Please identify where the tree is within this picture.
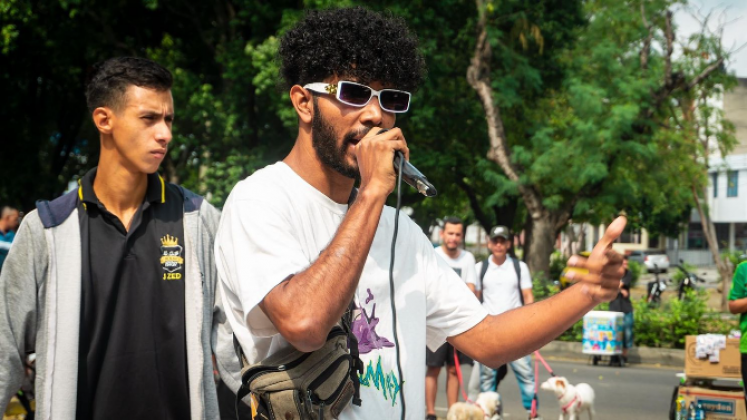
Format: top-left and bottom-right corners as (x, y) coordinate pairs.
(466, 0), (735, 278)
(665, 7), (742, 309)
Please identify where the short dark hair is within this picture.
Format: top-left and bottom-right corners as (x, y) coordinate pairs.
(442, 217), (463, 228)
(278, 7), (426, 91)
(86, 57), (173, 113)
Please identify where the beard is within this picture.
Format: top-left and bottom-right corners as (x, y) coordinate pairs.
(311, 102), (370, 179)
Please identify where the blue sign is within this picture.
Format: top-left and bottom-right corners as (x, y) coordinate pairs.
(697, 398), (735, 415)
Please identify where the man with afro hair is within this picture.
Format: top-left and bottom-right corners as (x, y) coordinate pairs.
(213, 6), (625, 420)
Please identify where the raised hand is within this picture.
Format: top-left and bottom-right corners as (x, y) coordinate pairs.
(566, 216), (627, 303)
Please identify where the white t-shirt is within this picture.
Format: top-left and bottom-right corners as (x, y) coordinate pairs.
(434, 247), (477, 285)
(215, 162), (487, 420)
(475, 256), (532, 315)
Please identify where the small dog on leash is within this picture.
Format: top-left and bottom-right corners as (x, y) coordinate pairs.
(540, 376), (595, 420)
(446, 391), (501, 420)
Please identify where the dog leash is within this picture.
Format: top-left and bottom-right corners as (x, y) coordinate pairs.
(453, 350), (476, 405)
(531, 350), (556, 418)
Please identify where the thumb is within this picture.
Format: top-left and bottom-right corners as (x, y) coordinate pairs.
(591, 216), (627, 258)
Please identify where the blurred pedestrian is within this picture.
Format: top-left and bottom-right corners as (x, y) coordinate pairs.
(0, 206), (20, 272)
(426, 217), (479, 420)
(0, 57), (222, 419)
(609, 255), (633, 364)
(728, 261), (747, 414)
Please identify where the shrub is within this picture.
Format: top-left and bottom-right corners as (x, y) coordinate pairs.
(553, 290), (737, 349)
(549, 251), (567, 283)
(627, 260), (642, 288)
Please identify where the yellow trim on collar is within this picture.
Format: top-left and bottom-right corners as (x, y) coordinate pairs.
(77, 179), (87, 211)
(159, 175), (166, 203)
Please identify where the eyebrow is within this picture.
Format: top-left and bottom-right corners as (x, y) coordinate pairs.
(139, 110), (175, 119)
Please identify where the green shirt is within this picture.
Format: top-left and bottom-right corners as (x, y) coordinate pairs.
(728, 262), (747, 353)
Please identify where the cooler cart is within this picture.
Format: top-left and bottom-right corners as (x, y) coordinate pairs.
(582, 310), (625, 367)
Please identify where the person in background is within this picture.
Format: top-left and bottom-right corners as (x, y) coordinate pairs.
(473, 226), (540, 419)
(728, 261), (747, 414)
(0, 206), (20, 272)
(608, 255), (633, 365)
(426, 216), (479, 420)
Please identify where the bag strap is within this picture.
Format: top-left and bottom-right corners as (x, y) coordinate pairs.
(342, 300), (364, 407)
(478, 259), (489, 303)
(233, 335), (252, 419)
(479, 257), (524, 306)
(511, 256), (524, 306)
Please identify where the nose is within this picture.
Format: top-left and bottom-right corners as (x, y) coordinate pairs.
(156, 120), (172, 146)
(359, 95), (385, 127)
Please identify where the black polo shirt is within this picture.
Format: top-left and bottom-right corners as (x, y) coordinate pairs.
(75, 167), (190, 420)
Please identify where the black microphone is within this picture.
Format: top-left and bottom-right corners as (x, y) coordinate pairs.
(377, 129), (437, 197)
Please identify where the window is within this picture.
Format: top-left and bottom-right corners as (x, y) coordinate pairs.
(713, 173), (718, 197)
(728, 170), (738, 197)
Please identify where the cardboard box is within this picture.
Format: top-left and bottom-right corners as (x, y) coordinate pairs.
(685, 336), (742, 380)
(678, 386), (746, 420)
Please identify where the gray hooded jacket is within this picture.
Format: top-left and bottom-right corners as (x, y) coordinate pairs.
(0, 187), (222, 420)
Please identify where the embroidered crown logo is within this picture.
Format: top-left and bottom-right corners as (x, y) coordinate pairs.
(161, 234), (179, 247)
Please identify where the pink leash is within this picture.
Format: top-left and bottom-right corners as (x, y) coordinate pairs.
(454, 350), (556, 418)
(453, 350), (476, 404)
(531, 351), (555, 418)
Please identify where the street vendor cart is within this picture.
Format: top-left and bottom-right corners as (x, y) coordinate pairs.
(583, 310), (625, 367)
(669, 335), (745, 420)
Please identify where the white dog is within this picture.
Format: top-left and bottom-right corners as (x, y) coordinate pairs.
(446, 391), (501, 420)
(540, 376), (595, 420)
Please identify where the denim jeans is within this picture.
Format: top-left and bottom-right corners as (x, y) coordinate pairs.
(478, 355), (536, 411)
(623, 312), (634, 349)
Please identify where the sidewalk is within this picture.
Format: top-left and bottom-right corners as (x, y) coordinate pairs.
(539, 340), (684, 367)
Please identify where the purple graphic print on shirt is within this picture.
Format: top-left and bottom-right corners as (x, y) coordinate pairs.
(352, 288), (394, 354)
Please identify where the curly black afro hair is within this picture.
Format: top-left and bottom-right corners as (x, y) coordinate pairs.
(279, 7), (426, 92)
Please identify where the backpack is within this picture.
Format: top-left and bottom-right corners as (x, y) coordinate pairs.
(478, 256), (525, 306)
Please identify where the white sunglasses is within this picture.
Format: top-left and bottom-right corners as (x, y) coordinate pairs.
(303, 80), (411, 113)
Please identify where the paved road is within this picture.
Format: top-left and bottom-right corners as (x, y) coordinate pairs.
(434, 359), (681, 419)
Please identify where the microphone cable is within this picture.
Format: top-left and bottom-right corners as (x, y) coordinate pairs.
(389, 150), (406, 420)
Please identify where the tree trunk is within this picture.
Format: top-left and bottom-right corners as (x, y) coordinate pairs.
(525, 216), (557, 281)
(691, 185), (733, 310)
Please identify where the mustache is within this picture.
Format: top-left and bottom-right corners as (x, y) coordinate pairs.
(343, 126), (375, 144)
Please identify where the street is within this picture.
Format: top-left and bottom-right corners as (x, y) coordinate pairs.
(434, 359), (680, 419)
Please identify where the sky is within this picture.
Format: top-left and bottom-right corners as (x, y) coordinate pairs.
(674, 0), (747, 78)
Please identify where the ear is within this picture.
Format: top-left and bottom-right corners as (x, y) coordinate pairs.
(92, 107), (115, 135)
(290, 85), (314, 125)
(557, 378), (566, 391)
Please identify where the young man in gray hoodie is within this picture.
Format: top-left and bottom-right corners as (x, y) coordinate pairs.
(0, 57), (222, 419)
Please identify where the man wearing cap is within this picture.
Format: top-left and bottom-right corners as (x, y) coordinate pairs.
(474, 225), (539, 418)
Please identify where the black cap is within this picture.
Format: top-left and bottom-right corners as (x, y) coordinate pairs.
(489, 225), (510, 240)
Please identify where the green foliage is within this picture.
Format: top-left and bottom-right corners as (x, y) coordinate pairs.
(549, 251), (567, 282)
(721, 249), (746, 268)
(532, 276), (559, 301)
(554, 291), (737, 349)
(632, 290), (736, 349)
(628, 260), (642, 288)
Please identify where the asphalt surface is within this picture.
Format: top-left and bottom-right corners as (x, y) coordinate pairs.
(434, 359), (682, 419)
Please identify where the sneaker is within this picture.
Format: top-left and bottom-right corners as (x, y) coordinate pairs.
(426, 415), (437, 420)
